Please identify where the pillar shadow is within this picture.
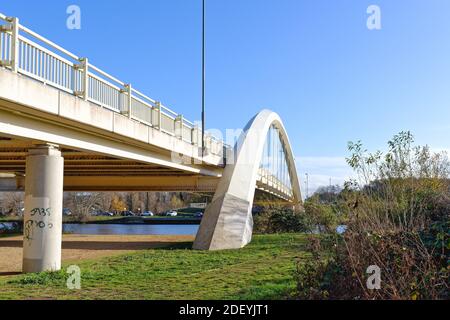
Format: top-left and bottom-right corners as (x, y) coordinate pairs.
(0, 272), (22, 277)
(0, 240), (22, 248)
(0, 240), (193, 250)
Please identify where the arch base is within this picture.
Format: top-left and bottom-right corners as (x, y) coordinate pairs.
(193, 193), (253, 251)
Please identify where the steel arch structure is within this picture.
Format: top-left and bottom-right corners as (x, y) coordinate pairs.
(193, 110), (302, 250)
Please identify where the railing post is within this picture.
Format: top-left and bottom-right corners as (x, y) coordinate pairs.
(125, 84), (132, 119)
(75, 58), (89, 100)
(192, 124), (199, 146)
(6, 17), (19, 73)
(175, 115), (183, 140)
(205, 133), (211, 155)
(153, 101), (162, 130)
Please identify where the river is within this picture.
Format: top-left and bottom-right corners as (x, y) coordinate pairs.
(1, 222), (199, 236)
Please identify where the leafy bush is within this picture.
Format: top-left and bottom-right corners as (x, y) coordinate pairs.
(303, 200), (340, 233)
(254, 207), (312, 234)
(294, 132), (449, 300)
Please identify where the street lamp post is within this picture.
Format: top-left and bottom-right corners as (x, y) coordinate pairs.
(201, 0), (206, 156)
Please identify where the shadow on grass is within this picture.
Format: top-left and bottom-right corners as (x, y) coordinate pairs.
(0, 272), (22, 277)
(0, 240), (193, 251)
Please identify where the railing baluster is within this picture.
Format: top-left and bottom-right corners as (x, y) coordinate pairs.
(0, 33), (3, 61)
(23, 41), (27, 72)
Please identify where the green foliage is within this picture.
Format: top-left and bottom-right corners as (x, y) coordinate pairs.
(303, 199), (340, 233)
(294, 132), (450, 300)
(294, 235), (342, 299)
(253, 207), (311, 234)
(9, 270), (67, 286)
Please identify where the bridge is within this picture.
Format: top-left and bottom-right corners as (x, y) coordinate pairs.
(0, 13), (302, 273)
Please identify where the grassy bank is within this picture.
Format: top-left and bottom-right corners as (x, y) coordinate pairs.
(0, 217), (21, 222)
(0, 234), (310, 300)
(0, 233), (20, 238)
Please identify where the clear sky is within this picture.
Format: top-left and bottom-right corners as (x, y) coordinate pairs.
(2, 1), (450, 194)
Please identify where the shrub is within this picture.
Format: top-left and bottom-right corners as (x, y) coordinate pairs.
(253, 207), (312, 234)
(303, 200), (340, 233)
(294, 132), (449, 300)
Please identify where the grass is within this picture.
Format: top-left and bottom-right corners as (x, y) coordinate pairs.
(177, 207), (205, 214)
(63, 216), (125, 223)
(0, 216), (21, 222)
(0, 234), (310, 300)
(0, 233), (20, 238)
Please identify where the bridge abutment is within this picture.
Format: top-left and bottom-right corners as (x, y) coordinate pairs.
(22, 145), (64, 273)
(193, 193), (253, 250)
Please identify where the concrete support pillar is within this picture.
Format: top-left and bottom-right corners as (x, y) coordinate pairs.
(22, 145), (64, 273)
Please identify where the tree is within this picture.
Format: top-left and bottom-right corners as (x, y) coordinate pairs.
(0, 192), (24, 216)
(110, 194), (127, 213)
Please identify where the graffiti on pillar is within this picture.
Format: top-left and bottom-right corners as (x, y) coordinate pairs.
(30, 207), (52, 217)
(24, 195), (57, 246)
(24, 219), (35, 242)
(24, 209), (54, 243)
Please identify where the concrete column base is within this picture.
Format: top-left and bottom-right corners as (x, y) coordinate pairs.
(22, 145), (64, 274)
(193, 193), (253, 250)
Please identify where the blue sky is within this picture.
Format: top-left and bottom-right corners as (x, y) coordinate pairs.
(2, 1), (450, 194)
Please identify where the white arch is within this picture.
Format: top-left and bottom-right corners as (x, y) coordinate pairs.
(193, 110), (302, 251)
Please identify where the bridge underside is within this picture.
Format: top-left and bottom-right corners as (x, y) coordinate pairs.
(0, 138), (297, 202)
(0, 136), (220, 192)
(0, 137), (294, 198)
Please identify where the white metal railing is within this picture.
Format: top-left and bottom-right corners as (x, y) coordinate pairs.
(0, 13), (224, 156)
(257, 167), (293, 199)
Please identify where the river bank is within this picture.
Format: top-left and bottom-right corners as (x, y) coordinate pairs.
(0, 233), (309, 300)
(0, 234), (195, 275)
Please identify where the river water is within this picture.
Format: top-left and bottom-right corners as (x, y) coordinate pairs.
(1, 222), (199, 236)
(1, 222), (346, 236)
(63, 224), (199, 235)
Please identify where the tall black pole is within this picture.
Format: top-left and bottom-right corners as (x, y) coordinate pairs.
(201, 0), (206, 156)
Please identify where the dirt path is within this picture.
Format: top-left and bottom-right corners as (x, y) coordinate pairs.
(0, 234), (194, 275)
